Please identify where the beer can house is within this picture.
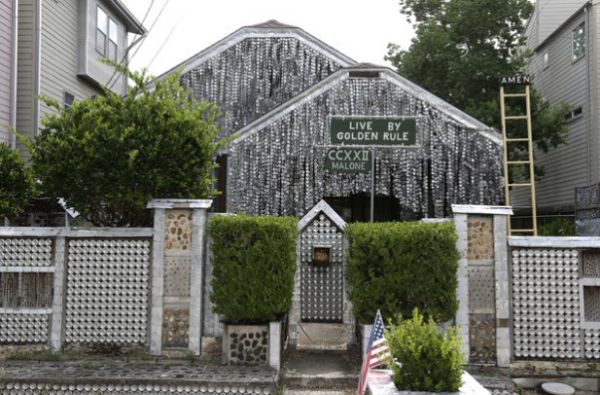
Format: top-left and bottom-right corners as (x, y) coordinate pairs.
(164, 21), (503, 221)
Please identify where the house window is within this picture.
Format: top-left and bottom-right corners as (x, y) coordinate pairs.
(543, 52), (549, 69)
(64, 92), (75, 109)
(96, 6), (118, 61)
(108, 18), (118, 62)
(565, 106), (583, 122)
(96, 7), (107, 55)
(573, 23), (586, 61)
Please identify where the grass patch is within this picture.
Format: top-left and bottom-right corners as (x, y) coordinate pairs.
(6, 349), (66, 361)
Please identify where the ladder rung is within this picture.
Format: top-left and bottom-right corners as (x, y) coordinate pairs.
(503, 93), (527, 98)
(507, 161), (530, 164)
(506, 138), (529, 142)
(506, 116), (528, 120)
(508, 183), (532, 187)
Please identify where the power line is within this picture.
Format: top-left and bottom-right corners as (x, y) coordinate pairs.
(140, 0), (156, 25)
(108, 0), (170, 89)
(106, 0), (156, 88)
(146, 11), (185, 69)
(128, 0), (170, 62)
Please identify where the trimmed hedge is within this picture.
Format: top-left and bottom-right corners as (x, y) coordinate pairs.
(387, 309), (463, 392)
(208, 215), (297, 324)
(346, 221), (459, 323)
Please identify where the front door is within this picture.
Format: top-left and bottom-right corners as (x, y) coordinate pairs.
(300, 213), (344, 322)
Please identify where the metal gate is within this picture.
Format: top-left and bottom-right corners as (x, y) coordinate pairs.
(299, 212), (344, 322)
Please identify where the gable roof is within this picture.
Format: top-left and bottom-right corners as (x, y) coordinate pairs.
(227, 63), (502, 147)
(158, 20), (356, 79)
(298, 200), (346, 232)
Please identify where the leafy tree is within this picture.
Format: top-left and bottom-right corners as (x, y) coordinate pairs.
(0, 143), (35, 222)
(31, 66), (223, 227)
(387, 0), (570, 155)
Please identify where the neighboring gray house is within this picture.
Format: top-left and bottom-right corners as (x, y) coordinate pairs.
(12, 0), (145, 156)
(0, 0), (17, 145)
(524, 0), (595, 216)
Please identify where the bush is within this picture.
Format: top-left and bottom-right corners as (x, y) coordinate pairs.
(386, 309), (463, 392)
(346, 221), (459, 323)
(30, 66), (222, 227)
(539, 218), (576, 236)
(208, 215), (297, 323)
(0, 143), (35, 222)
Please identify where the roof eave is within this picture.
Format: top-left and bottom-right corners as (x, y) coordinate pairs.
(105, 0), (146, 35)
(225, 66), (502, 148)
(533, 1), (591, 52)
(156, 24), (357, 81)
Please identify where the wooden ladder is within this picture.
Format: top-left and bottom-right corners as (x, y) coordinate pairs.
(500, 83), (538, 236)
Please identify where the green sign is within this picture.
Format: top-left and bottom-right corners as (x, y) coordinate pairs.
(325, 148), (371, 174)
(330, 117), (418, 146)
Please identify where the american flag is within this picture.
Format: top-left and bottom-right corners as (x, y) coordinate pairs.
(357, 310), (391, 395)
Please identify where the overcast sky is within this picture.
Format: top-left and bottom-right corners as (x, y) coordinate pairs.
(121, 0), (416, 77)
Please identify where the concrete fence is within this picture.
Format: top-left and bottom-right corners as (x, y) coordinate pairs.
(509, 236), (600, 360)
(452, 205), (600, 365)
(0, 227), (153, 349)
(0, 199), (213, 356)
(6, 201), (600, 368)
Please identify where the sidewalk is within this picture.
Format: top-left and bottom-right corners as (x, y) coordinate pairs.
(0, 358), (278, 394)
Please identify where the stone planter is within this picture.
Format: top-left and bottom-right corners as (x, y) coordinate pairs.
(222, 321), (281, 370)
(367, 370), (490, 395)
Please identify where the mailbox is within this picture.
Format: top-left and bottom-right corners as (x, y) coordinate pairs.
(313, 245), (332, 266)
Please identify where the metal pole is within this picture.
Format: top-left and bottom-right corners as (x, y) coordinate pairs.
(370, 147), (375, 222)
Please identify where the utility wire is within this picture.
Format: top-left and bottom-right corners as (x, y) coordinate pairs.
(108, 0), (170, 89)
(106, 0), (157, 88)
(146, 10), (185, 69)
(128, 0), (170, 62)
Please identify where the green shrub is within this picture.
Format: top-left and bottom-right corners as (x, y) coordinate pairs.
(346, 221), (459, 323)
(30, 66), (222, 227)
(386, 309), (463, 392)
(0, 143), (35, 222)
(208, 215), (297, 323)
(539, 218), (576, 236)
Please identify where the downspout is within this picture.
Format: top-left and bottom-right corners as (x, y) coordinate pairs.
(33, 0), (42, 135)
(10, 0), (19, 149)
(585, 4), (593, 185)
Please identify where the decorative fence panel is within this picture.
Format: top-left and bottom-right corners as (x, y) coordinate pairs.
(510, 238), (600, 360)
(0, 236), (55, 343)
(64, 238), (151, 345)
(0, 228), (153, 348)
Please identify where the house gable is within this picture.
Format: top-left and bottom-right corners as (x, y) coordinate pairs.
(162, 21), (356, 138)
(224, 64), (503, 217)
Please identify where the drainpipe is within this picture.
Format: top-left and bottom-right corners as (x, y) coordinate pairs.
(10, 0), (19, 149)
(33, 0), (41, 136)
(585, 4), (593, 185)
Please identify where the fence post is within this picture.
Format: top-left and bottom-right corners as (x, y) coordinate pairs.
(453, 212), (470, 361)
(50, 235), (66, 351)
(148, 205), (167, 355)
(452, 205), (513, 367)
(189, 203), (212, 355)
(147, 199), (212, 356)
(493, 213), (511, 367)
